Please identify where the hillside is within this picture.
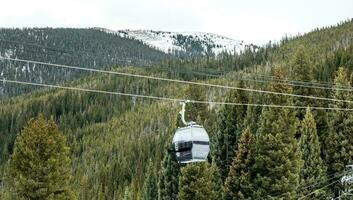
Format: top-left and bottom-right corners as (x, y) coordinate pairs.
(0, 28), (171, 98)
(1, 19), (353, 199)
(0, 28), (256, 99)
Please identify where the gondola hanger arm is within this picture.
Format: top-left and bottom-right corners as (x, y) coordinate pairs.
(179, 100), (191, 126)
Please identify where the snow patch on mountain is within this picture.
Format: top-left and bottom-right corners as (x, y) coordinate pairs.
(119, 30), (245, 55)
(97, 28), (247, 55)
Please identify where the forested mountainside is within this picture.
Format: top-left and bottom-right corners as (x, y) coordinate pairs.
(0, 28), (171, 98)
(1, 19), (353, 200)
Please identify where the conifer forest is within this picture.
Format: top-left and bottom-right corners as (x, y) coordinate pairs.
(1, 8), (353, 200)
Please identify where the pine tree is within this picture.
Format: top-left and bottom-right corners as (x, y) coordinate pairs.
(298, 108), (330, 199)
(178, 162), (221, 200)
(210, 161), (223, 200)
(212, 81), (248, 180)
(291, 47), (314, 120)
(290, 47), (330, 147)
(223, 128), (255, 200)
(142, 159), (158, 200)
(324, 67), (353, 196)
(158, 149), (180, 200)
(244, 95), (262, 134)
(291, 47), (312, 84)
(7, 115), (75, 200)
(252, 66), (302, 199)
(185, 85), (208, 124)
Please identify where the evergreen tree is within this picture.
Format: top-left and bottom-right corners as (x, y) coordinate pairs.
(252, 66), (302, 199)
(142, 159), (158, 200)
(223, 128), (255, 200)
(210, 161), (223, 200)
(158, 150), (180, 200)
(212, 81), (248, 180)
(290, 47), (330, 147)
(291, 47), (314, 119)
(7, 115), (75, 200)
(185, 85), (208, 124)
(324, 67), (353, 196)
(298, 108), (330, 199)
(244, 95), (262, 134)
(178, 162), (221, 200)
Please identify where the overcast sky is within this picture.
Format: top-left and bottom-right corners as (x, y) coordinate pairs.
(1, 0), (352, 44)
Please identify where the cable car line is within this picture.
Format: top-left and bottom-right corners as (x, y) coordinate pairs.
(2, 52), (352, 92)
(298, 179), (341, 200)
(255, 73), (337, 87)
(2, 37), (352, 191)
(3, 78), (353, 111)
(228, 76), (353, 92)
(2, 57), (353, 105)
(2, 38), (350, 90)
(264, 170), (346, 198)
(1, 40), (350, 90)
(245, 73), (349, 88)
(272, 173), (342, 199)
(298, 171), (344, 190)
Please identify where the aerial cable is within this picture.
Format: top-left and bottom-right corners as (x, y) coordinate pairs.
(2, 57), (353, 105)
(272, 179), (341, 200)
(1, 39), (351, 90)
(2, 38), (349, 89)
(268, 171), (344, 198)
(228, 76), (353, 92)
(1, 51), (349, 92)
(298, 179), (341, 200)
(298, 171), (345, 191)
(254, 73), (352, 89)
(3, 78), (353, 111)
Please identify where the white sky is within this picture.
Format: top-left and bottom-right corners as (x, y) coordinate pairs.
(1, 0), (352, 45)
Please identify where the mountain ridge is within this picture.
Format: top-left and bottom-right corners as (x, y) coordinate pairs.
(95, 28), (257, 56)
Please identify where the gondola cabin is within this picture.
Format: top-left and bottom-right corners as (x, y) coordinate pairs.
(172, 122), (210, 163)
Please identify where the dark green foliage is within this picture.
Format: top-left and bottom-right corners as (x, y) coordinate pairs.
(298, 108), (330, 199)
(1, 19), (353, 200)
(0, 67), (174, 165)
(252, 67), (302, 199)
(244, 95), (262, 134)
(324, 67), (353, 196)
(212, 81), (248, 180)
(0, 67), (179, 200)
(158, 150), (180, 200)
(184, 85), (208, 124)
(7, 115), (75, 200)
(143, 160), (158, 200)
(291, 47), (312, 83)
(173, 34), (214, 57)
(223, 128), (255, 200)
(210, 161), (223, 200)
(0, 28), (170, 98)
(178, 162), (222, 200)
(291, 47), (314, 119)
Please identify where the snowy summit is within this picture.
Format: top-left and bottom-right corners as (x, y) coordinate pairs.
(98, 28), (247, 56)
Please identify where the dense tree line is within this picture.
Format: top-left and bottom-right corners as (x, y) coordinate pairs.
(1, 19), (353, 199)
(0, 28), (171, 98)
